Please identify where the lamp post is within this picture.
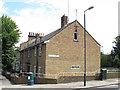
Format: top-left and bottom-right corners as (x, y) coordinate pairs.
(84, 6), (94, 86)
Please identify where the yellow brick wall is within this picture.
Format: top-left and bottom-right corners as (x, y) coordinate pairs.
(20, 21), (100, 79)
(86, 32), (101, 76)
(45, 21), (100, 78)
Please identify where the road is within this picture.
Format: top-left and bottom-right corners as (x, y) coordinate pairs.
(1, 84), (120, 90)
(95, 84), (120, 89)
(82, 84), (120, 90)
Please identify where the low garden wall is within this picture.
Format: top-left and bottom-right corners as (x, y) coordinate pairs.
(107, 73), (119, 79)
(11, 76), (27, 84)
(57, 73), (119, 83)
(9, 72), (119, 84)
(57, 74), (100, 83)
(34, 77), (57, 84)
(10, 76), (57, 84)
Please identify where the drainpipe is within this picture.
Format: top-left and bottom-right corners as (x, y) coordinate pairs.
(35, 34), (39, 76)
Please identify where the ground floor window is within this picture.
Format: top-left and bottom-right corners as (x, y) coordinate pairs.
(34, 46), (37, 56)
(34, 65), (36, 76)
(38, 66), (41, 77)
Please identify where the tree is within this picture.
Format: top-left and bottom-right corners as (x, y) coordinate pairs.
(1, 15), (21, 72)
(0, 17), (2, 63)
(101, 52), (112, 67)
(113, 55), (120, 67)
(111, 35), (120, 67)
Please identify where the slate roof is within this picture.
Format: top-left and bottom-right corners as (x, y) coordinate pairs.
(20, 20), (100, 51)
(41, 21), (73, 43)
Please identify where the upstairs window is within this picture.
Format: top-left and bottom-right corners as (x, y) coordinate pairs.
(24, 51), (25, 58)
(74, 32), (78, 41)
(28, 49), (30, 57)
(34, 46), (37, 56)
(34, 65), (36, 76)
(39, 44), (42, 56)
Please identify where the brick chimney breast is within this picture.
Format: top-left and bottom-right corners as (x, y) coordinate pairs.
(28, 32), (36, 41)
(61, 14), (68, 27)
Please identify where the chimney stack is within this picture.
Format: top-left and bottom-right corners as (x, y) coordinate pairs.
(61, 14), (68, 27)
(36, 33), (44, 38)
(28, 32), (36, 41)
(28, 32), (44, 41)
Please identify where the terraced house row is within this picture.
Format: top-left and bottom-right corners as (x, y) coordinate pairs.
(19, 15), (101, 82)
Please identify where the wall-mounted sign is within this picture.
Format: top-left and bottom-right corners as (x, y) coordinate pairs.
(71, 66), (80, 69)
(44, 40), (50, 43)
(48, 55), (60, 58)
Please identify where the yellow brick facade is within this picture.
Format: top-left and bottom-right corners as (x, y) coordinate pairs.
(20, 20), (100, 79)
(45, 21), (100, 78)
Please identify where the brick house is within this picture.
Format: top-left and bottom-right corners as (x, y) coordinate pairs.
(19, 15), (101, 82)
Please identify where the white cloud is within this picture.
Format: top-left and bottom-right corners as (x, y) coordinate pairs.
(14, 8), (32, 16)
(12, 6), (61, 44)
(24, 0), (35, 3)
(0, 1), (8, 16)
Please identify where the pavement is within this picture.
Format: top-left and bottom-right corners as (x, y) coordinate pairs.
(0, 78), (119, 89)
(0, 72), (13, 89)
(0, 74), (12, 86)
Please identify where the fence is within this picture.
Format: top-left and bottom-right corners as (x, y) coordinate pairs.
(101, 67), (120, 71)
(11, 69), (100, 79)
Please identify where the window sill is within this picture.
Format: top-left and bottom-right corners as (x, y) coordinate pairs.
(74, 39), (79, 42)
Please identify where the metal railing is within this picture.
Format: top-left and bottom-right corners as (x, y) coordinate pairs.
(11, 69), (100, 79)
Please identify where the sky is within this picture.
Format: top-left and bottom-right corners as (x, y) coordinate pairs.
(118, 1), (120, 35)
(0, 0), (119, 54)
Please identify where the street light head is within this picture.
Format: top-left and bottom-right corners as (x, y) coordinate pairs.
(84, 6), (94, 13)
(88, 6), (94, 10)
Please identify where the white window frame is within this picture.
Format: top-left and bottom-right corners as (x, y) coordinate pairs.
(38, 66), (41, 77)
(34, 65), (36, 76)
(16, 63), (19, 71)
(74, 32), (78, 41)
(20, 64), (22, 73)
(39, 44), (42, 56)
(34, 46), (37, 56)
(28, 49), (30, 57)
(12, 63), (15, 70)
(23, 64), (25, 71)
(15, 63), (17, 71)
(24, 51), (25, 58)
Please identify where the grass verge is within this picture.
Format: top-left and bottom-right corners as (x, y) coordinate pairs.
(107, 70), (120, 73)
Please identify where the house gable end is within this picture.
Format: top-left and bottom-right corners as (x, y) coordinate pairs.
(77, 21), (101, 46)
